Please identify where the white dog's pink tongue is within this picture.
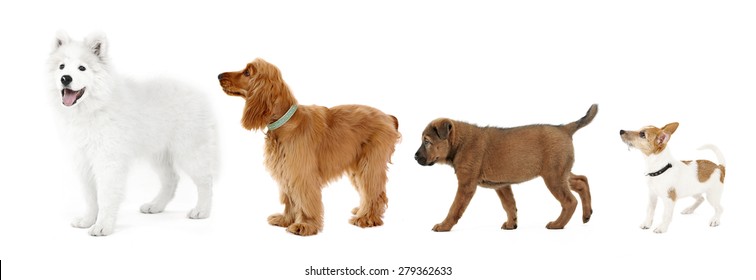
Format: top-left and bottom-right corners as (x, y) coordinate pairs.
(62, 89), (79, 106)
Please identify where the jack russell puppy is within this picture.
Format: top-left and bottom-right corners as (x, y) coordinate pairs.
(620, 122), (725, 233)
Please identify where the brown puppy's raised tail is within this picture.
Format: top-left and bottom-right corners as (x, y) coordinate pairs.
(561, 104), (598, 136)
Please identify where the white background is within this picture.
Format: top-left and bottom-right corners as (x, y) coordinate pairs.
(1, 0), (754, 279)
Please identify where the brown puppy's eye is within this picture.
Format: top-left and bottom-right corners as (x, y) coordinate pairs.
(243, 70), (250, 77)
(639, 131), (646, 139)
(424, 140), (431, 146)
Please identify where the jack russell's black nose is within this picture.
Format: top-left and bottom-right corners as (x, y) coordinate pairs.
(619, 130), (626, 135)
(61, 75), (72, 86)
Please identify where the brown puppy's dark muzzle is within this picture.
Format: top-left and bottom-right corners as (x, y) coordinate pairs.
(415, 146), (433, 166)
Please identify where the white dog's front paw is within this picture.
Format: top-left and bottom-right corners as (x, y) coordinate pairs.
(640, 223), (652, 230)
(140, 203), (165, 214)
(187, 208), (210, 219)
(653, 227), (667, 234)
(88, 223), (115, 236)
(71, 216), (96, 228)
(681, 208), (695, 215)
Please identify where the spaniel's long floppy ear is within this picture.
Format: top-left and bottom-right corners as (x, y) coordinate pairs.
(434, 119), (453, 140)
(53, 30), (71, 52)
(241, 91), (273, 131)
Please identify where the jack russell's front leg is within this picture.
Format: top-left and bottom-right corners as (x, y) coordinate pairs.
(653, 198), (675, 233)
(641, 192), (657, 230)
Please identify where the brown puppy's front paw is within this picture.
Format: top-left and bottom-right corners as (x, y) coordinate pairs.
(350, 215), (384, 228)
(501, 221), (518, 230)
(268, 213), (293, 227)
(432, 223), (452, 232)
(583, 209), (593, 223)
(287, 223), (319, 236)
(351, 207), (360, 215)
(545, 221), (565, 230)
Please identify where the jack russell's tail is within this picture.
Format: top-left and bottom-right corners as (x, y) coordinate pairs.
(562, 104), (598, 136)
(698, 144), (726, 166)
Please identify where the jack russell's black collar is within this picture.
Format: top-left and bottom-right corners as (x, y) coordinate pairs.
(647, 163), (673, 177)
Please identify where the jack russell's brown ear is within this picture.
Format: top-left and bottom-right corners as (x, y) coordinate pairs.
(656, 122), (679, 146)
(434, 119), (453, 140)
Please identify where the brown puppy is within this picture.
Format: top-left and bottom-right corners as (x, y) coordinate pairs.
(415, 104), (597, 231)
(218, 58), (400, 236)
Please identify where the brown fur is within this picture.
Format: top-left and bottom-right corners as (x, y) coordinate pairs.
(667, 188), (677, 201)
(415, 104), (598, 231)
(695, 160), (725, 183)
(219, 58), (400, 236)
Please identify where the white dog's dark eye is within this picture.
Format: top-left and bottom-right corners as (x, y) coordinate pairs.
(78, 66), (86, 71)
(243, 70), (250, 77)
(639, 131), (646, 139)
(59, 64), (65, 70)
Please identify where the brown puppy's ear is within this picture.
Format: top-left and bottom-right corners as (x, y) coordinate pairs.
(434, 119), (453, 140)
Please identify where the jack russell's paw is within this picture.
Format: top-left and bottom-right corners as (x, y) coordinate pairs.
(709, 218), (721, 227)
(640, 221), (652, 230)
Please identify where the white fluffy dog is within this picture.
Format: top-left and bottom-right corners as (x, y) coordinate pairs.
(48, 31), (218, 236)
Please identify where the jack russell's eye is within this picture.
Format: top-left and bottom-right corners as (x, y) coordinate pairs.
(639, 131), (646, 139)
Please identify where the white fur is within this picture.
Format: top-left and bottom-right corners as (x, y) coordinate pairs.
(48, 31), (218, 236)
(639, 146), (725, 233)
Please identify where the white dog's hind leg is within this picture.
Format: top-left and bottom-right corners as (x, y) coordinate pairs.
(187, 174), (212, 219)
(89, 164), (128, 236)
(706, 186), (724, 227)
(681, 194), (704, 214)
(641, 192), (657, 230)
(653, 198), (675, 233)
(140, 155), (179, 214)
(71, 169), (98, 228)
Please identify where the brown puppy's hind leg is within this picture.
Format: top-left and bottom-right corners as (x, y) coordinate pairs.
(542, 174), (578, 229)
(496, 186), (518, 230)
(569, 173), (593, 223)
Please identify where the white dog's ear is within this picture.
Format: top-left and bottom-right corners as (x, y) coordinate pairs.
(53, 30), (71, 51)
(84, 32), (108, 60)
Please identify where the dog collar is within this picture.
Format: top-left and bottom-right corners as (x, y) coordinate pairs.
(267, 104), (298, 131)
(647, 163), (673, 177)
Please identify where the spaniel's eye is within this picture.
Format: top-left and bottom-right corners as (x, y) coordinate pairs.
(243, 70), (250, 77)
(639, 131), (646, 139)
(59, 64), (65, 70)
(78, 65), (86, 71)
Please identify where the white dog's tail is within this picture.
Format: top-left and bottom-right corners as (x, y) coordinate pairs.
(698, 144), (726, 166)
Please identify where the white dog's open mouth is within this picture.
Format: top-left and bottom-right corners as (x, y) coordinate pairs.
(61, 88), (85, 107)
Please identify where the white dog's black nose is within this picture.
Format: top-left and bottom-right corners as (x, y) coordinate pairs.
(61, 75), (73, 86)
